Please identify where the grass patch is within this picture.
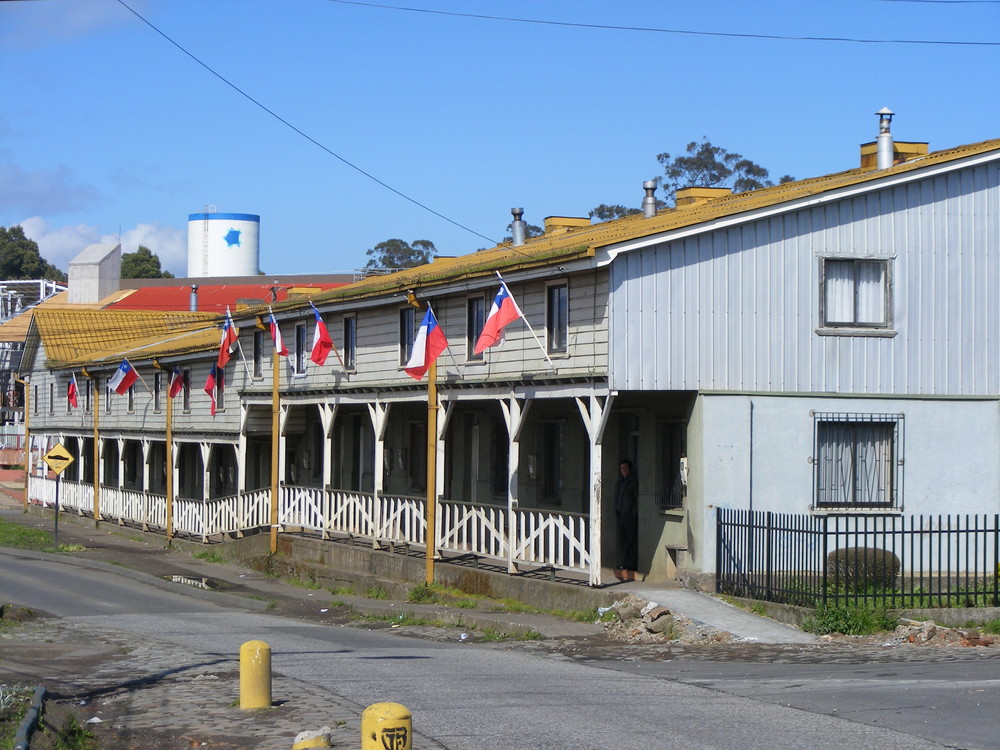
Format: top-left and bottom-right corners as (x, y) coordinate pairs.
(0, 683), (33, 748)
(801, 606), (897, 636)
(52, 713), (97, 750)
(980, 619), (1000, 635)
(0, 516), (52, 551)
(192, 549), (227, 564)
(406, 583), (478, 608)
(364, 585), (389, 600)
(362, 612), (438, 627)
(289, 577), (322, 590)
(329, 586), (354, 596)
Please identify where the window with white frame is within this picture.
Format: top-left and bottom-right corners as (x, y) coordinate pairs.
(215, 368), (225, 412)
(182, 370), (191, 413)
(294, 323), (308, 375)
(105, 379), (112, 414)
(466, 295), (485, 361)
(153, 371), (162, 413)
(253, 330), (264, 379)
(48, 382), (54, 414)
(814, 413), (902, 509)
(821, 258), (890, 328)
(399, 307), (415, 365)
(343, 315), (356, 371)
(546, 282), (569, 354)
(127, 383), (135, 413)
(84, 380), (91, 413)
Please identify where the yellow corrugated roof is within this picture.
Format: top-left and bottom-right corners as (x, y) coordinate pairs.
(33, 309), (221, 368)
(277, 137), (999, 314)
(0, 289), (135, 343)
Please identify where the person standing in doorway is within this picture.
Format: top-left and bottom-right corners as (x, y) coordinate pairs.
(613, 459), (638, 578)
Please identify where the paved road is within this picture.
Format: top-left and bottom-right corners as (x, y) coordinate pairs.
(2, 549), (986, 750)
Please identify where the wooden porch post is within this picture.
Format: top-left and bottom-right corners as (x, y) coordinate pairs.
(269, 350), (280, 553)
(576, 393), (614, 587)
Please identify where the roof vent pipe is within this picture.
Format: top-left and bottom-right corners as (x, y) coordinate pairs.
(511, 208), (526, 247)
(189, 284), (199, 312)
(642, 180), (658, 218)
(876, 107), (895, 169)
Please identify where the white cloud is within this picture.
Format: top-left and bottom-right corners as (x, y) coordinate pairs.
(18, 217), (186, 277)
(0, 162), (98, 215)
(0, 1), (150, 49)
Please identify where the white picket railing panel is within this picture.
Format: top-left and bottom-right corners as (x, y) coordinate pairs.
(510, 508), (590, 572)
(375, 494), (426, 546)
(437, 500), (507, 560)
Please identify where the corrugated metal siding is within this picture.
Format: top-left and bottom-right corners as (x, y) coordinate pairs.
(610, 162), (1000, 396)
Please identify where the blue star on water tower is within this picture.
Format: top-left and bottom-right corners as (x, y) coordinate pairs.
(223, 228), (242, 247)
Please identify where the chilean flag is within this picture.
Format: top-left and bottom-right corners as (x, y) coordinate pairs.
(168, 366), (184, 398)
(217, 309), (239, 369)
(474, 278), (523, 354)
(204, 364), (218, 417)
(309, 302), (333, 366)
(269, 308), (289, 357)
(404, 306), (449, 380)
(67, 373), (79, 409)
(108, 360), (138, 395)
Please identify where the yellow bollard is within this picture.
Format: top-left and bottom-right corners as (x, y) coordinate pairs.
(239, 639), (272, 709)
(361, 702), (412, 750)
(292, 727), (331, 749)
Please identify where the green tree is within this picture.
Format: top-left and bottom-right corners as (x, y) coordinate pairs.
(365, 239), (436, 270)
(0, 225), (66, 281)
(657, 139), (794, 204)
(501, 222), (544, 243)
(120, 245), (174, 279)
(588, 204), (641, 222)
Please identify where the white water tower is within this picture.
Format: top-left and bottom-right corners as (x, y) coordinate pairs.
(187, 209), (260, 277)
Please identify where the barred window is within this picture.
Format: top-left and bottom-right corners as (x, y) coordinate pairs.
(814, 413), (903, 509)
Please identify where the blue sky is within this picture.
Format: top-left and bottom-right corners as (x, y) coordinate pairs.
(1, 0), (997, 277)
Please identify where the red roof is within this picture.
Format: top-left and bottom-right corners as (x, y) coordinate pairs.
(105, 283), (346, 313)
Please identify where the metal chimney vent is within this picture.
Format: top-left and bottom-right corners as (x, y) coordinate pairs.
(876, 107), (895, 170)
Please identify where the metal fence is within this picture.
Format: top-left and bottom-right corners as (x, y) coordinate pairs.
(716, 508), (1000, 609)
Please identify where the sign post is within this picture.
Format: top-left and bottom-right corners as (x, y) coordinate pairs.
(43, 443), (75, 549)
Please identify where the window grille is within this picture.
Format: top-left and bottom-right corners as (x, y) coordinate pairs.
(813, 412), (903, 509)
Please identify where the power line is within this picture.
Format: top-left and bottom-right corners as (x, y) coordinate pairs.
(326, 0), (1000, 47)
(114, 0), (499, 247)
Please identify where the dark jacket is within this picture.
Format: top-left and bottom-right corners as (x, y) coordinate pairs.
(613, 473), (638, 516)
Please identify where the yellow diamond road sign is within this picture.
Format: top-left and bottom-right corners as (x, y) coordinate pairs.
(43, 443), (75, 476)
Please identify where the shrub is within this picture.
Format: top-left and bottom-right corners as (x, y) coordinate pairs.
(827, 547), (900, 591)
(802, 606), (897, 636)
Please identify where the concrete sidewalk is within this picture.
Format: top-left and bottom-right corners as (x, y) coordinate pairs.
(620, 584), (818, 644)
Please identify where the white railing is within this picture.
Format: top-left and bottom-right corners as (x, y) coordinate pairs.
(375, 493), (426, 547)
(29, 475), (93, 515)
(174, 489), (271, 541)
(26, 475), (593, 577)
(437, 499), (507, 560)
(102, 487), (157, 528)
(317, 488), (377, 539)
(510, 507), (590, 573)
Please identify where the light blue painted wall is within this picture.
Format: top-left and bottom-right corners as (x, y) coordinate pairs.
(687, 394), (1000, 574)
(609, 160), (1000, 396)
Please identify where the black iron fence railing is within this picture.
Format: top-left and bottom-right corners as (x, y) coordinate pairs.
(716, 508), (1000, 609)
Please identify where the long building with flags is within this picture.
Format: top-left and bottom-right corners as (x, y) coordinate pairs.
(19, 122), (1000, 592)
